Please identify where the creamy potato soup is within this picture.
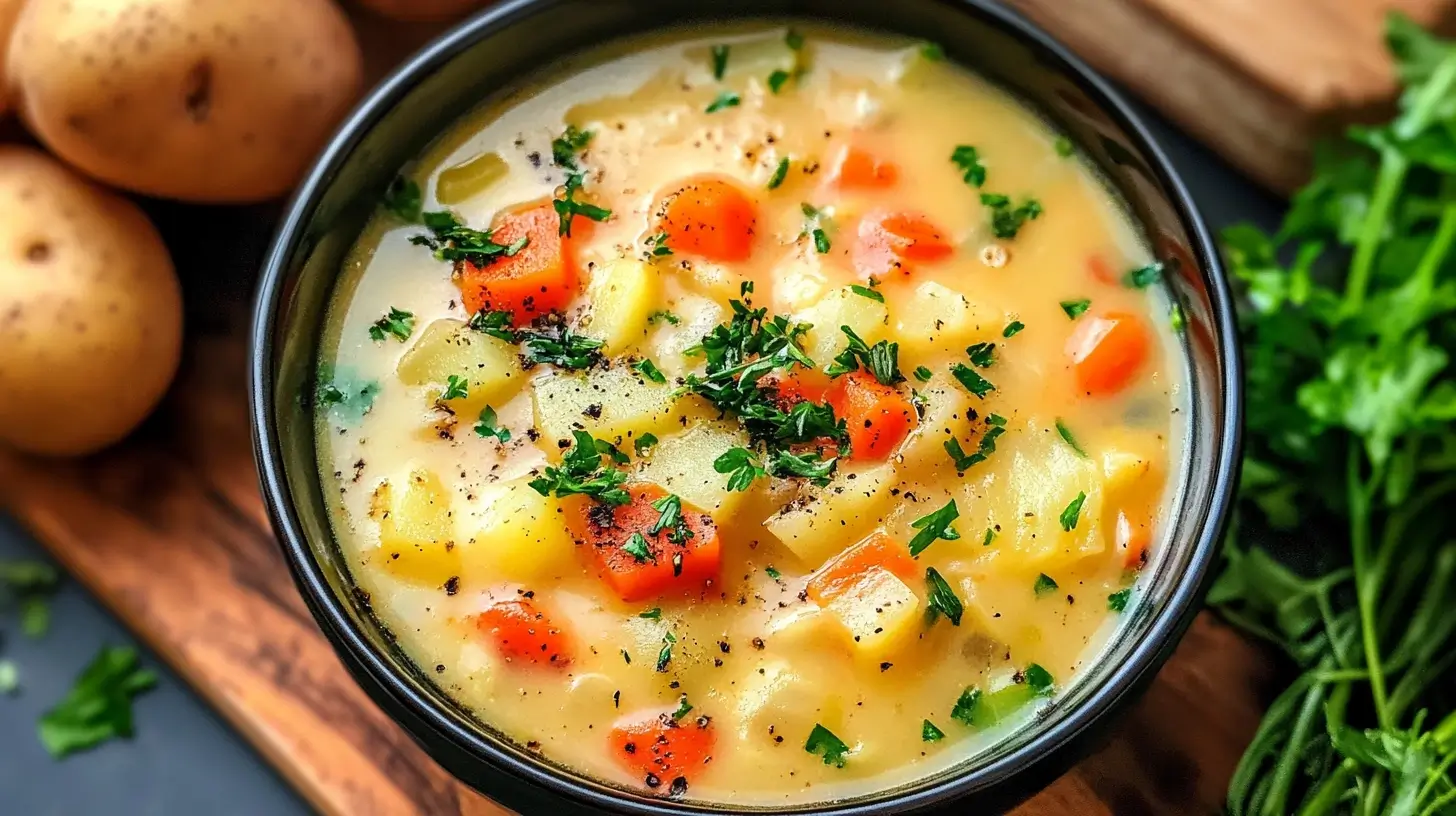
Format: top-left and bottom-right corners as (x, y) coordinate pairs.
(316, 24), (1187, 806)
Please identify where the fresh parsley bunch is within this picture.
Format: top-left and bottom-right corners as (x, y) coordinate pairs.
(1210, 14), (1456, 815)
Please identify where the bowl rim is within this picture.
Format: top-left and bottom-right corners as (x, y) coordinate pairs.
(249, 0), (1244, 812)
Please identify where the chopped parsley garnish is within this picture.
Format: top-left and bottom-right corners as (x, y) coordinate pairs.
(944, 413), (1007, 472)
(410, 210), (526, 265)
(634, 433), (658, 456)
(765, 565), (782, 581)
(849, 284), (884, 303)
(950, 687), (981, 726)
(925, 568), (963, 626)
(1059, 299), (1091, 320)
(645, 232), (673, 257)
(950, 363), (994, 398)
(768, 450), (837, 484)
(826, 326), (903, 385)
(38, 646), (158, 758)
(812, 228), (830, 254)
(920, 41), (945, 61)
(982, 527), (996, 546)
(804, 724), (850, 767)
(647, 309), (681, 325)
(922, 719), (946, 742)
(368, 308), (415, 343)
(634, 358), (667, 384)
(596, 438), (630, 465)
(517, 325), (605, 369)
(705, 90), (741, 113)
(656, 631), (676, 672)
(1024, 663), (1055, 695)
(474, 406), (511, 443)
(800, 203), (832, 253)
(1033, 573), (1059, 597)
(715, 447), (768, 492)
(1055, 418), (1087, 458)
(1053, 136), (1075, 157)
(767, 69), (791, 94)
(767, 157), (791, 189)
(913, 366), (933, 382)
(964, 342), (995, 368)
(671, 694), (694, 721)
(650, 494), (694, 544)
(980, 193), (1042, 239)
(638, 607), (662, 620)
(467, 309), (516, 341)
(908, 500), (960, 557)
(529, 430), (630, 506)
(950, 145), (986, 187)
(1108, 588), (1132, 612)
(554, 172), (612, 237)
(383, 175), (422, 222)
(623, 532), (652, 563)
(785, 29), (804, 50)
(440, 374), (468, 401)
(1124, 262), (1163, 288)
(551, 124), (593, 170)
(710, 44), (730, 80)
(1002, 320), (1025, 338)
(1059, 492), (1087, 531)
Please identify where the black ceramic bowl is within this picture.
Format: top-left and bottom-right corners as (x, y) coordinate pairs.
(249, 1), (1242, 813)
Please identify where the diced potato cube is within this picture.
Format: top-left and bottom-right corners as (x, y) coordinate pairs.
(891, 43), (952, 87)
(897, 373), (975, 470)
(396, 319), (525, 411)
(772, 247), (831, 314)
(586, 258), (660, 355)
(532, 365), (691, 451)
(649, 293), (726, 378)
(732, 659), (839, 743)
(458, 479), (576, 584)
(796, 287), (889, 372)
(371, 469), (459, 586)
(680, 259), (746, 302)
(893, 281), (1001, 357)
(763, 464), (896, 567)
(984, 421), (1106, 571)
(712, 33), (804, 80)
(634, 421), (753, 519)
(822, 567), (921, 661)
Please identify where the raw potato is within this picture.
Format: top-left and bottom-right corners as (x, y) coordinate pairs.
(0, 146), (181, 456)
(5, 0), (363, 202)
(0, 0), (23, 116)
(354, 0), (490, 21)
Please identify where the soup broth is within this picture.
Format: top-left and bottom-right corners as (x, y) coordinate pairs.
(316, 23), (1187, 807)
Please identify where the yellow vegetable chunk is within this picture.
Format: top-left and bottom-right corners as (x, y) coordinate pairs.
(635, 422), (753, 519)
(772, 248), (832, 313)
(459, 479), (576, 584)
(822, 567), (922, 661)
(371, 469), (459, 586)
(532, 364), (687, 451)
(797, 286), (889, 372)
(396, 319), (524, 411)
(893, 281), (1001, 357)
(648, 294), (726, 377)
(983, 422), (1106, 572)
(586, 258), (660, 354)
(435, 151), (508, 205)
(763, 464), (896, 568)
(896, 373), (975, 471)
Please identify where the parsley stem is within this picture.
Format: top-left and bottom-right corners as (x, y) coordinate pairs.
(1346, 442), (1391, 729)
(1342, 150), (1408, 317)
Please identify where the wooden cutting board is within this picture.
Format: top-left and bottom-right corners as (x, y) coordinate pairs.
(2, 0), (1443, 812)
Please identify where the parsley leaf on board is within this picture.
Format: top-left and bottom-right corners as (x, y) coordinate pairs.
(908, 500), (960, 557)
(38, 646), (158, 759)
(804, 724), (851, 767)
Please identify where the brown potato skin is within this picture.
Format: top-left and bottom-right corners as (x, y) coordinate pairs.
(354, 0), (490, 22)
(0, 0), (23, 115)
(0, 146), (182, 456)
(5, 0), (364, 202)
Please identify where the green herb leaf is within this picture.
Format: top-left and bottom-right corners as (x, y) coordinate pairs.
(909, 500), (960, 557)
(920, 42), (945, 61)
(471, 406), (510, 443)
(623, 532), (652, 563)
(38, 646), (158, 759)
(517, 324), (605, 369)
(554, 172), (612, 236)
(1059, 492), (1087, 531)
(1124, 262), (1164, 288)
(1023, 664), (1055, 696)
(634, 433), (659, 456)
(638, 607), (662, 620)
(786, 29), (804, 50)
(804, 723), (850, 767)
(710, 44), (730, 80)
(551, 124), (593, 170)
(383, 175), (422, 222)
(671, 694), (694, 722)
(925, 568), (964, 626)
(765, 565), (782, 581)
(913, 366), (933, 382)
(656, 631), (676, 672)
(1107, 588), (1132, 612)
(850, 284), (884, 303)
(715, 446), (767, 491)
(951, 145), (986, 187)
(368, 307), (415, 343)
(1168, 302), (1185, 333)
(1053, 136), (1075, 158)
(1059, 299), (1091, 320)
(964, 342), (995, 368)
(768, 156), (791, 189)
(982, 527), (996, 547)
(1002, 320), (1025, 337)
(529, 430), (630, 506)
(1054, 418), (1088, 458)
(1033, 573), (1059, 597)
(767, 69), (791, 94)
(826, 326), (903, 385)
(950, 687), (981, 726)
(634, 358), (667, 384)
(645, 232), (674, 257)
(950, 363), (994, 398)
(411, 211), (525, 266)
(922, 719), (946, 742)
(706, 90), (741, 113)
(981, 194), (1042, 239)
(768, 450), (838, 485)
(649, 494), (684, 537)
(647, 309), (680, 326)
(441, 374), (469, 401)
(812, 227), (830, 254)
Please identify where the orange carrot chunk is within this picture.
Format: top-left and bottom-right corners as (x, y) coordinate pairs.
(610, 709), (715, 787)
(832, 145), (898, 189)
(762, 369), (830, 411)
(474, 597), (572, 668)
(1065, 311), (1151, 397)
(806, 532), (916, 604)
(577, 485), (721, 602)
(852, 211), (954, 279)
(826, 371), (917, 461)
(456, 201), (590, 322)
(655, 176), (758, 262)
